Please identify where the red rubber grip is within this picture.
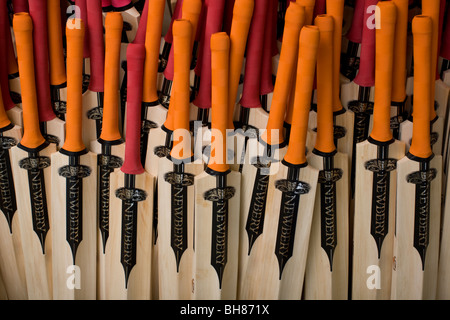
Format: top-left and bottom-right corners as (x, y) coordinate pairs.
(29, 0), (56, 122)
(260, 0), (276, 95)
(12, 0), (28, 13)
(102, 0), (112, 7)
(353, 0), (377, 87)
(133, 0), (149, 44)
(111, 0), (132, 8)
(223, 0), (235, 34)
(313, 0), (326, 20)
(192, 0), (226, 109)
(75, 0), (90, 58)
(239, 0), (269, 108)
(346, 0), (364, 43)
(441, 3), (450, 60)
(0, 0), (15, 111)
(122, 43), (146, 175)
(87, 0), (104, 93)
(164, 0), (184, 43)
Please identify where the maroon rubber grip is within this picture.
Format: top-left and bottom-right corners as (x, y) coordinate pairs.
(111, 0), (132, 8)
(441, 3), (450, 60)
(223, 0), (235, 34)
(193, 0), (226, 109)
(192, 0), (207, 76)
(12, 0), (28, 12)
(164, 0), (184, 43)
(87, 0), (104, 93)
(29, 0), (56, 122)
(239, 0), (269, 108)
(353, 0), (377, 87)
(122, 43), (146, 175)
(133, 0), (149, 44)
(75, 0), (90, 58)
(260, 0), (276, 95)
(270, 0), (278, 57)
(102, 0), (112, 7)
(346, 0), (364, 43)
(436, 0), (446, 79)
(0, 0), (15, 111)
(313, 0), (326, 19)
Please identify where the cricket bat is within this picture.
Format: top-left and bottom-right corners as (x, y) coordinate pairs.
(0, 46), (27, 300)
(81, 0), (105, 147)
(111, 0), (140, 43)
(105, 42), (154, 300)
(400, 0), (448, 155)
(351, 1), (406, 300)
(0, 0), (22, 129)
(226, 0), (254, 172)
(239, 25), (320, 300)
(191, 0), (227, 163)
(391, 15), (442, 300)
(341, 0), (364, 81)
(193, 32), (241, 300)
(29, 0), (65, 148)
(237, 1), (304, 297)
(233, 0), (270, 173)
(47, 0), (68, 121)
(74, 0), (91, 94)
(11, 12), (57, 300)
(51, 18), (98, 300)
(89, 12), (126, 300)
(157, 19), (203, 300)
(304, 14), (349, 300)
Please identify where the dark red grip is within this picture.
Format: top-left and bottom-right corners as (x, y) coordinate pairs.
(29, 0), (56, 122)
(436, 0), (446, 79)
(192, 0), (226, 109)
(122, 43), (146, 175)
(346, 0), (364, 43)
(223, 0), (235, 34)
(12, 0), (28, 12)
(102, 0), (112, 7)
(441, 3), (450, 60)
(353, 0), (377, 87)
(313, 0), (326, 21)
(239, 0), (269, 108)
(164, 0), (184, 43)
(75, 0), (90, 58)
(0, 0), (15, 111)
(111, 0), (132, 8)
(87, 0), (104, 93)
(133, 0), (149, 44)
(260, 0), (276, 95)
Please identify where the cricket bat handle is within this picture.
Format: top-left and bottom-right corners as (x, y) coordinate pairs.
(47, 0), (67, 87)
(87, 0), (105, 93)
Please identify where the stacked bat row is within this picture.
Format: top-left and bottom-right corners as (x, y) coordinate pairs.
(0, 0), (449, 301)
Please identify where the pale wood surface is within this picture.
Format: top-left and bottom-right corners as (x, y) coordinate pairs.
(304, 151), (349, 300)
(238, 163), (319, 300)
(6, 106), (23, 129)
(105, 170), (154, 300)
(392, 156), (442, 300)
(193, 170), (241, 300)
(46, 117), (66, 149)
(352, 140), (405, 300)
(0, 272), (7, 300)
(11, 143), (57, 300)
(157, 157), (203, 299)
(51, 151), (97, 300)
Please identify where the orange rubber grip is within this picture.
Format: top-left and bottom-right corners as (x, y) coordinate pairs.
(63, 19), (86, 153)
(262, 3), (305, 146)
(314, 14), (336, 154)
(421, 0), (440, 121)
(47, 0), (66, 86)
(297, 0), (315, 24)
(12, 13), (46, 149)
(227, 0), (254, 129)
(326, 0), (345, 113)
(409, 15), (433, 159)
(391, 0), (408, 103)
(369, 1), (396, 143)
(164, 0), (202, 131)
(99, 13), (123, 142)
(142, 0), (165, 104)
(208, 32), (230, 173)
(284, 25), (320, 165)
(170, 19), (193, 160)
